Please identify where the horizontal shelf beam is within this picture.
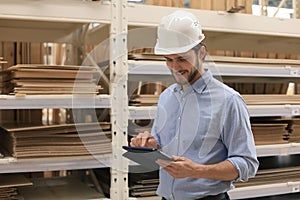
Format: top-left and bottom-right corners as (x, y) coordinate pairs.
(129, 105), (300, 119)
(0, 0), (111, 43)
(0, 0), (111, 23)
(248, 105), (300, 117)
(228, 181), (300, 199)
(256, 143), (300, 157)
(128, 106), (157, 120)
(0, 154), (111, 173)
(128, 60), (300, 79)
(0, 94), (110, 109)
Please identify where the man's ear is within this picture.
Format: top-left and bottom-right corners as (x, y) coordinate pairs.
(199, 45), (207, 61)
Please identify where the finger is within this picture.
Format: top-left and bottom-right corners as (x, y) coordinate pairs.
(130, 137), (141, 147)
(172, 156), (185, 161)
(130, 139), (137, 147)
(141, 137), (148, 147)
(138, 131), (151, 147)
(156, 159), (172, 168)
(132, 133), (145, 146)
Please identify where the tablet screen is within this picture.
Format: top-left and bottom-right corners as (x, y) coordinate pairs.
(122, 146), (173, 170)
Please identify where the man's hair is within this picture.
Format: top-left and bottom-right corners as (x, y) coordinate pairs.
(192, 42), (207, 61)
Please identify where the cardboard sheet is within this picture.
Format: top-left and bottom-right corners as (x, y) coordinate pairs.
(0, 122), (112, 158)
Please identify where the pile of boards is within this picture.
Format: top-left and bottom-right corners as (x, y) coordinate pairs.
(0, 174), (32, 200)
(0, 122), (111, 159)
(1, 64), (101, 95)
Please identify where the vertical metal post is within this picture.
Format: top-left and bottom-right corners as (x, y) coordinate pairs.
(294, 0), (300, 18)
(293, 0), (300, 92)
(259, 0), (269, 16)
(110, 0), (129, 200)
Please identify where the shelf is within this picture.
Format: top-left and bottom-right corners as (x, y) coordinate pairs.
(128, 106), (156, 120)
(0, 0), (111, 43)
(0, 94), (110, 109)
(247, 105), (300, 117)
(256, 143), (300, 157)
(129, 105), (300, 120)
(228, 181), (300, 199)
(131, 182), (300, 200)
(0, 154), (111, 173)
(127, 4), (300, 54)
(2, 1), (300, 52)
(128, 60), (300, 82)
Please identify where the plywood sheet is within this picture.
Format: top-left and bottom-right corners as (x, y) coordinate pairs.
(0, 174), (32, 188)
(2, 64), (100, 95)
(0, 122), (112, 158)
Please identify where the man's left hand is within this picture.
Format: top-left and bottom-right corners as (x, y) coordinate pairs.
(156, 156), (200, 178)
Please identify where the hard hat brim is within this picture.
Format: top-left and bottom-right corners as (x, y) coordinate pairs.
(154, 39), (203, 55)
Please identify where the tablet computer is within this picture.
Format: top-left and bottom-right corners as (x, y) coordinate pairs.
(122, 146), (173, 170)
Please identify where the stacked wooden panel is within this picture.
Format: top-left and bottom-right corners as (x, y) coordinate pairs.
(146, 0), (184, 7)
(289, 119), (300, 142)
(17, 176), (104, 200)
(190, 0), (252, 13)
(1, 64), (101, 95)
(0, 174), (32, 200)
(235, 166), (300, 187)
(251, 123), (289, 145)
(243, 95), (300, 105)
(0, 122), (111, 158)
(130, 178), (159, 197)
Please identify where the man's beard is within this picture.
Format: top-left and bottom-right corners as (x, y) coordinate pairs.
(172, 68), (199, 86)
(188, 68), (199, 83)
(171, 56), (201, 86)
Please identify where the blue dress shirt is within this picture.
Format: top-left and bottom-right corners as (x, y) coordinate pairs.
(151, 71), (259, 200)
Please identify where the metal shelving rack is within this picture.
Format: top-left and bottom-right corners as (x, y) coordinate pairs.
(1, 1), (300, 199)
(127, 60), (300, 199)
(0, 1), (126, 200)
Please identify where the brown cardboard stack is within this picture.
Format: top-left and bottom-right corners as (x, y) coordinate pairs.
(0, 174), (32, 200)
(0, 122), (111, 158)
(1, 64), (101, 95)
(235, 166), (300, 187)
(130, 178), (159, 197)
(242, 95), (300, 105)
(251, 123), (289, 145)
(146, 0), (184, 7)
(129, 94), (159, 106)
(190, 0), (252, 13)
(289, 118), (300, 142)
(129, 92), (300, 106)
(17, 176), (104, 200)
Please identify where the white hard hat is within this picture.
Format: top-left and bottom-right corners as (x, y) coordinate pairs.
(154, 10), (205, 55)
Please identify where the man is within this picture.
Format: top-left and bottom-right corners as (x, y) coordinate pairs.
(130, 10), (259, 200)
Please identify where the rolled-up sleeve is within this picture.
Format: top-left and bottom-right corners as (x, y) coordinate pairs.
(222, 94), (259, 182)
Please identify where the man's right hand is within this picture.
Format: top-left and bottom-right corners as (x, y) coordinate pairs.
(130, 131), (158, 148)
